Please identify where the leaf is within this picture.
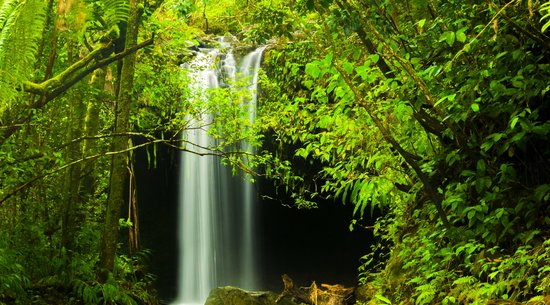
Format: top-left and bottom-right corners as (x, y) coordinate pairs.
(322, 52), (334, 66)
(510, 117), (519, 129)
(440, 31), (455, 47)
(535, 184), (550, 202)
(477, 159), (486, 174)
(369, 54), (380, 63)
(342, 61), (354, 75)
(355, 65), (368, 80)
(541, 2), (550, 32)
(456, 30), (467, 43)
(305, 62), (321, 79)
(446, 32), (456, 46)
(435, 93), (456, 107)
(418, 18), (426, 30)
(453, 276), (475, 285)
(471, 103), (480, 112)
(375, 294), (392, 304)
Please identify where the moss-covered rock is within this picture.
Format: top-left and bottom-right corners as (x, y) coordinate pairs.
(205, 286), (300, 305)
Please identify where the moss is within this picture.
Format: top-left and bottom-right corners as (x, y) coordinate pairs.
(205, 286), (299, 305)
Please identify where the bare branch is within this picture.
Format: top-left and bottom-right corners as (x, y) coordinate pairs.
(0, 131), (259, 205)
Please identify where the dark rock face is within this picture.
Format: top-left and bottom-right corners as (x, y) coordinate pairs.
(205, 286), (299, 305)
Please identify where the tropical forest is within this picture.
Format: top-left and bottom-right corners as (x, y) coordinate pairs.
(1, 0), (550, 304)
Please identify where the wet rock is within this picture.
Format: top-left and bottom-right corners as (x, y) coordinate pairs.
(205, 286), (300, 305)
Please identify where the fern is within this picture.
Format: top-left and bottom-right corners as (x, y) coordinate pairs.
(104, 0), (129, 33)
(0, 0), (45, 74)
(72, 278), (140, 305)
(0, 0), (18, 30)
(0, 0), (46, 113)
(0, 0), (23, 106)
(0, 248), (30, 300)
(87, 0), (129, 39)
(541, 1), (550, 32)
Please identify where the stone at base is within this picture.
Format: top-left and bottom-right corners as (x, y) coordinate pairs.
(205, 286), (301, 305)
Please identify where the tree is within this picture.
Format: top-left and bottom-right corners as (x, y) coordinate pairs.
(0, 0), (157, 301)
(98, 0), (141, 280)
(252, 0), (550, 302)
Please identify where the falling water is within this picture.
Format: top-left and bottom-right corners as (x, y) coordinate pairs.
(173, 42), (265, 305)
(239, 46), (266, 290)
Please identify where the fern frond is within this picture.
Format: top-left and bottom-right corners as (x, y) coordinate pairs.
(0, 0), (18, 31)
(87, 0), (129, 39)
(104, 0), (129, 28)
(0, 0), (23, 108)
(0, 0), (46, 107)
(540, 1), (550, 32)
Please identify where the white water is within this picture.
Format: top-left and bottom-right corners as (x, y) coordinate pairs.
(173, 43), (265, 305)
(238, 46), (266, 290)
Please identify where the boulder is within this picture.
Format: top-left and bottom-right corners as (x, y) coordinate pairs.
(205, 286), (300, 305)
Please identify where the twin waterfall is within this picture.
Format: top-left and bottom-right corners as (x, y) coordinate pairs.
(174, 41), (265, 305)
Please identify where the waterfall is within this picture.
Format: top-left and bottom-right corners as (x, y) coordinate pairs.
(173, 43), (265, 305)
(238, 46), (265, 290)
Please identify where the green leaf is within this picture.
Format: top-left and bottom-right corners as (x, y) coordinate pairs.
(322, 52), (333, 66)
(471, 103), (480, 112)
(542, 2), (550, 32)
(510, 117), (519, 129)
(456, 31), (467, 43)
(477, 159), (486, 174)
(446, 32), (456, 47)
(305, 62), (320, 79)
(435, 93), (457, 107)
(369, 54), (380, 63)
(418, 18), (426, 29)
(375, 294), (392, 304)
(535, 184), (550, 202)
(355, 65), (368, 80)
(342, 61), (354, 75)
(440, 31), (455, 47)
(453, 276), (475, 285)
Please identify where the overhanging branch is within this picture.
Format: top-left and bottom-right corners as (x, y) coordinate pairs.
(43, 35), (155, 103)
(0, 129), (259, 205)
(1, 35), (154, 146)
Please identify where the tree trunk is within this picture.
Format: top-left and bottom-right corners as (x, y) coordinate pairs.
(80, 68), (106, 196)
(98, 0), (140, 281)
(61, 92), (85, 252)
(61, 43), (86, 253)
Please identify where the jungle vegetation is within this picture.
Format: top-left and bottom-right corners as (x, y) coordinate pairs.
(1, 0), (550, 304)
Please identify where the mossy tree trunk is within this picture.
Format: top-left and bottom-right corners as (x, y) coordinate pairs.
(98, 0), (140, 281)
(61, 42), (87, 253)
(61, 91), (86, 252)
(80, 68), (106, 196)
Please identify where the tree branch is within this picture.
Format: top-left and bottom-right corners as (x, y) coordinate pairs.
(1, 35), (154, 146)
(23, 43), (111, 95)
(308, 3), (451, 228)
(40, 35), (155, 104)
(0, 129), (259, 205)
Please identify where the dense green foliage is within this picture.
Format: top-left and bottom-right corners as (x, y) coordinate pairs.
(2, 0), (550, 304)
(0, 0), (189, 302)
(245, 0), (550, 303)
(0, 0), (269, 302)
